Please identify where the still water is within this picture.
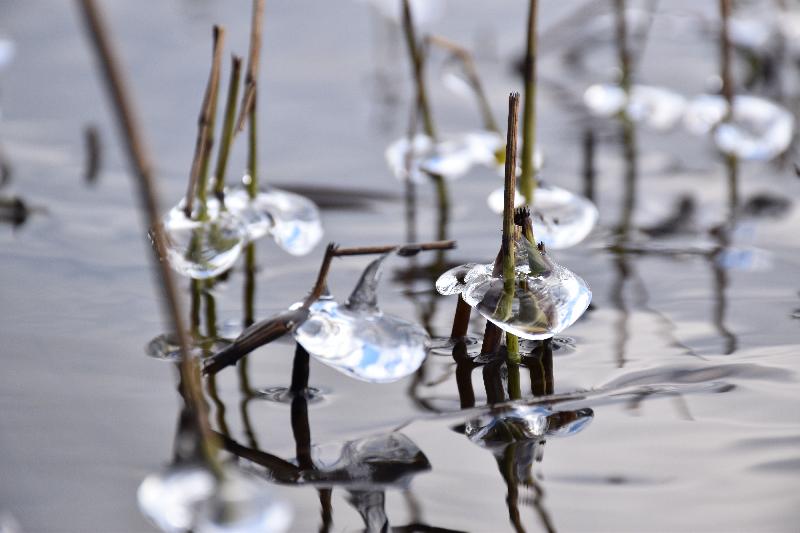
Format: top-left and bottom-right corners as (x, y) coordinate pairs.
(1, 0), (799, 531)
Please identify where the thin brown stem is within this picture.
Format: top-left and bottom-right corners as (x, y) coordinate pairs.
(184, 25), (225, 219)
(76, 0), (219, 473)
(236, 0), (264, 133)
(719, 0), (734, 113)
(332, 240), (456, 257)
(401, 0), (436, 139)
(615, 0), (632, 94)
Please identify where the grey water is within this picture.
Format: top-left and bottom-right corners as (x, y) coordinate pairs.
(1, 0), (799, 531)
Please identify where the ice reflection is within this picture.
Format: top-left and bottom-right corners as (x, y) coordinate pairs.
(294, 254), (430, 383)
(684, 94), (794, 161)
(466, 405), (594, 449)
(138, 465), (292, 533)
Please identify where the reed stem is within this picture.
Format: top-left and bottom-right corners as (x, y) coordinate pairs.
(237, 0), (265, 198)
(614, 0), (632, 94)
(519, 0), (538, 205)
(77, 0), (220, 476)
(213, 55), (243, 204)
(184, 26), (225, 220)
(503, 93), (521, 364)
(401, 0), (436, 140)
(719, 0), (734, 114)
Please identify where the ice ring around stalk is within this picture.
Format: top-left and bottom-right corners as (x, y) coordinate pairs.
(487, 182), (598, 249)
(293, 254), (430, 383)
(583, 83), (687, 130)
(161, 204), (247, 280)
(684, 94), (794, 161)
(462, 244), (592, 340)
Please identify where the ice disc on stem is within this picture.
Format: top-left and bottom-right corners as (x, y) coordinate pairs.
(584, 83), (687, 130)
(162, 205), (246, 280)
(294, 255), (430, 383)
(463, 248), (592, 340)
(684, 95), (794, 160)
(487, 183), (598, 249)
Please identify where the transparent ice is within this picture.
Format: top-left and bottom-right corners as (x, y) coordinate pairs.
(440, 56), (475, 100)
(684, 94), (794, 161)
(462, 244), (592, 340)
(487, 182), (598, 249)
(385, 134), (434, 184)
(434, 262), (489, 296)
(583, 83), (687, 130)
(162, 205), (246, 280)
(465, 405), (594, 449)
(222, 186), (323, 255)
(293, 254), (430, 383)
(386, 131), (504, 184)
(356, 0), (444, 28)
(137, 465), (216, 533)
